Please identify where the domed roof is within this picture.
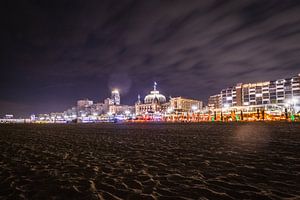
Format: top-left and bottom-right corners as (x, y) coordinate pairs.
(144, 82), (166, 104)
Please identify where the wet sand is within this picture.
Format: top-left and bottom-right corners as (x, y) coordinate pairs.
(0, 122), (299, 200)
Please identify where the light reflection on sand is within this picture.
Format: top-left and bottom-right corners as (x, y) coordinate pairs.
(233, 124), (271, 149)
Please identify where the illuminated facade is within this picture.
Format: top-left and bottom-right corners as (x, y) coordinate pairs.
(211, 104), (287, 122)
(220, 83), (243, 107)
(106, 90), (135, 115)
(208, 94), (221, 110)
(91, 103), (105, 115)
(103, 98), (113, 113)
(135, 82), (168, 115)
(77, 99), (93, 108)
(109, 105), (135, 115)
(213, 74), (300, 112)
(169, 97), (203, 113)
(111, 90), (120, 105)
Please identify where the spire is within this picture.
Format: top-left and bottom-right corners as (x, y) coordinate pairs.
(137, 94), (141, 104)
(154, 81), (157, 91)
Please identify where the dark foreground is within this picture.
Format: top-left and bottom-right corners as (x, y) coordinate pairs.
(0, 123), (299, 200)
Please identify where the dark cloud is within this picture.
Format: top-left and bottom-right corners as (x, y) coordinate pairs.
(1, 0), (300, 117)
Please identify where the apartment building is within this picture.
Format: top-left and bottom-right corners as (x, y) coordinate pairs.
(208, 94), (221, 109)
(210, 73), (300, 109)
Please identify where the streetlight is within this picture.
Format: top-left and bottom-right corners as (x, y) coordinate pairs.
(285, 98), (299, 121)
(191, 105), (198, 112)
(292, 98), (298, 104)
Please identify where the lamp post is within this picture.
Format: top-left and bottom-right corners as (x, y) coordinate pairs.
(292, 98), (298, 113)
(289, 98), (298, 121)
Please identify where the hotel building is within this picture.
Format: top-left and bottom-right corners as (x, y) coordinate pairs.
(210, 73), (300, 112)
(169, 97), (203, 113)
(208, 94), (221, 110)
(220, 83), (243, 107)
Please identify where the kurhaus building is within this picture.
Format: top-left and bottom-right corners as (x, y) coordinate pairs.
(135, 82), (169, 115)
(135, 82), (203, 116)
(209, 73), (300, 112)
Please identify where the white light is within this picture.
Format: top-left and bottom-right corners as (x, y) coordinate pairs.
(223, 104), (230, 108)
(167, 108), (173, 113)
(125, 110), (130, 115)
(226, 96), (232, 101)
(191, 105), (198, 111)
(286, 98), (298, 106)
(112, 89), (119, 93)
(292, 98), (298, 104)
(285, 103), (289, 107)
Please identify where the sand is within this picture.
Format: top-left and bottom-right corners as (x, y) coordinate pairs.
(0, 122), (299, 199)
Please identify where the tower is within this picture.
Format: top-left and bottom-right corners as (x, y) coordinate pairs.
(154, 81), (157, 91)
(111, 89), (120, 105)
(137, 94), (141, 104)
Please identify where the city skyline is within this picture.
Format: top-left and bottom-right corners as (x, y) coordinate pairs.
(1, 1), (300, 117)
(2, 72), (299, 119)
(1, 73), (300, 118)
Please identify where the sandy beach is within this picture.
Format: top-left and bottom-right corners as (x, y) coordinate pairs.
(0, 122), (299, 199)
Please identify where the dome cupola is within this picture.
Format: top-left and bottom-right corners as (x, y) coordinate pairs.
(144, 82), (166, 104)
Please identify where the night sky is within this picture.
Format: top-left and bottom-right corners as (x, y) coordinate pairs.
(1, 0), (300, 117)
